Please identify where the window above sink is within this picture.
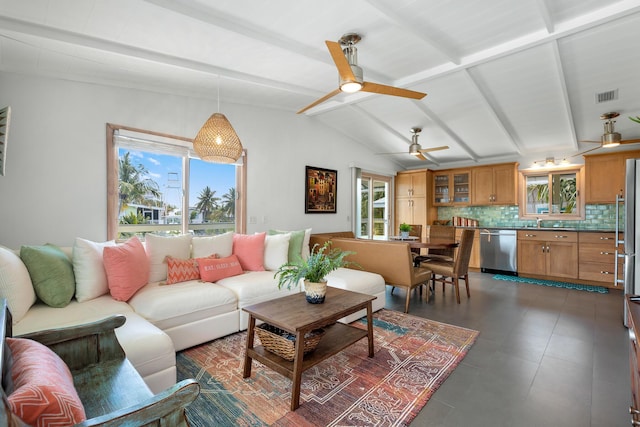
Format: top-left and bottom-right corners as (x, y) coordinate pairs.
(518, 165), (585, 220)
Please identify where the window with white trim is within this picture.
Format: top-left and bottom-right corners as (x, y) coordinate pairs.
(106, 124), (246, 240)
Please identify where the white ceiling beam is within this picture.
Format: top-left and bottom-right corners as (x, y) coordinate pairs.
(411, 102), (478, 163)
(534, 0), (554, 33)
(397, 0), (640, 87)
(461, 69), (523, 155)
(363, 0), (461, 65)
(549, 39), (579, 151)
(0, 15), (321, 98)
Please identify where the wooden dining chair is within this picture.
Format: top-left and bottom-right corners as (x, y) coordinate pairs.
(421, 229), (475, 304)
(408, 224), (423, 257)
(426, 225), (456, 261)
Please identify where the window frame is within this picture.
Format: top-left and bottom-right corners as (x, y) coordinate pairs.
(106, 123), (246, 240)
(518, 165), (584, 221)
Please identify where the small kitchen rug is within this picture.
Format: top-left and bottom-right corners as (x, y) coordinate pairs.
(493, 274), (608, 293)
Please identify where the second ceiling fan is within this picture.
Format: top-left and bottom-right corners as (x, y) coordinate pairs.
(576, 112), (640, 156)
(297, 33), (427, 114)
(378, 128), (448, 161)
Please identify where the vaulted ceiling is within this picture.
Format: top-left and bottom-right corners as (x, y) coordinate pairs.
(1, 0), (639, 169)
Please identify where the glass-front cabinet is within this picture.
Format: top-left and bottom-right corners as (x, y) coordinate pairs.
(433, 170), (470, 205)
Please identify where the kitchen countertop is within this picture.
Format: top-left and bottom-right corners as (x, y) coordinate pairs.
(454, 226), (618, 233)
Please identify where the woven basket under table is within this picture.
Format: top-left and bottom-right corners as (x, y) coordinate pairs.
(255, 323), (326, 361)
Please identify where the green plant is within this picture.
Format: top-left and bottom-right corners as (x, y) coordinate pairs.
(630, 116), (640, 124)
(275, 241), (355, 290)
(399, 223), (412, 232)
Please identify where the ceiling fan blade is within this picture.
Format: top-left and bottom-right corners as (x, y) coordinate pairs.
(419, 145), (449, 153)
(621, 138), (640, 144)
(297, 88), (342, 114)
(325, 41), (355, 83)
(414, 152), (427, 160)
(578, 140), (602, 143)
(361, 82), (426, 100)
(571, 145), (603, 158)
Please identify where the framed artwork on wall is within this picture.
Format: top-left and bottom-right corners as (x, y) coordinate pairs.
(0, 106), (10, 176)
(305, 166), (337, 213)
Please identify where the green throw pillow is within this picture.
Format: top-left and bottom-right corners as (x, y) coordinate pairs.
(20, 244), (75, 308)
(268, 229), (305, 264)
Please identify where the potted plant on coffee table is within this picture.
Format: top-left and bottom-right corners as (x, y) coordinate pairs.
(275, 241), (354, 304)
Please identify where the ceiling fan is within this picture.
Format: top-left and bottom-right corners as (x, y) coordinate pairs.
(576, 112), (640, 156)
(297, 33), (427, 114)
(378, 128), (448, 161)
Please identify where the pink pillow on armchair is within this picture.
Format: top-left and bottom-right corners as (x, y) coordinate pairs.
(103, 236), (149, 301)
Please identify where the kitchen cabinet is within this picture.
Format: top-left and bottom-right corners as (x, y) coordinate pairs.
(578, 231), (622, 287)
(517, 230), (578, 279)
(395, 170), (428, 240)
(433, 170), (470, 205)
(627, 296), (640, 426)
(471, 163), (518, 205)
(585, 150), (640, 203)
(455, 228), (480, 269)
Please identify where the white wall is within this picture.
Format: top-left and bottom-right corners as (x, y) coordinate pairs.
(0, 72), (400, 248)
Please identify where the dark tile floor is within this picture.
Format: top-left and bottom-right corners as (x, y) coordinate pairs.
(384, 272), (630, 427)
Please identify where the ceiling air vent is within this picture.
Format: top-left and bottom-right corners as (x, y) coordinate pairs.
(596, 89), (618, 104)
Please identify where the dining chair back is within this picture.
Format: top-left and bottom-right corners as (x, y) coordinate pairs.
(408, 224), (423, 256)
(422, 228), (475, 304)
(427, 225), (456, 261)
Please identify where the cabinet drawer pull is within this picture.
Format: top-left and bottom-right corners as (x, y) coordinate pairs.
(600, 237), (613, 240)
(525, 233), (536, 237)
(554, 235), (568, 239)
(600, 251), (613, 255)
(631, 406), (640, 415)
(600, 271), (613, 275)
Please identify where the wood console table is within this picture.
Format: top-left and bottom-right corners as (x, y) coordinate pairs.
(242, 287), (375, 410)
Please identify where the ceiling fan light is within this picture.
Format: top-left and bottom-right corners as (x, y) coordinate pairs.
(408, 142), (421, 156)
(340, 81), (363, 93)
(602, 131), (621, 148)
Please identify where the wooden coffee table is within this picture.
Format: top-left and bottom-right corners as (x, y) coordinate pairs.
(242, 287), (375, 410)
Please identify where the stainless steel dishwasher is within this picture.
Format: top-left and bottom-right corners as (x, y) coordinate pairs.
(480, 229), (517, 275)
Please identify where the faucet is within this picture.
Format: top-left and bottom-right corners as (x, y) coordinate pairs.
(536, 217), (542, 229)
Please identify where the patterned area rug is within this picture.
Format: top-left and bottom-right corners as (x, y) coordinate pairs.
(177, 309), (478, 426)
(493, 274), (609, 293)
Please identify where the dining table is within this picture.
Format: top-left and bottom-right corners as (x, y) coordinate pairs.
(388, 235), (459, 251)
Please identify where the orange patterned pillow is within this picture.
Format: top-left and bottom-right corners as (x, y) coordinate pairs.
(165, 254), (217, 284)
(7, 337), (86, 427)
(197, 254), (244, 282)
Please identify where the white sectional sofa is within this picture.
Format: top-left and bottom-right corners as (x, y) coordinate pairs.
(0, 230), (386, 395)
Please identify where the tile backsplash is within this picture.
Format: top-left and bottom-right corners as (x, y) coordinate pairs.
(437, 204), (622, 230)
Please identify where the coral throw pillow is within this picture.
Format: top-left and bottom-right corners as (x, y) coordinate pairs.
(232, 232), (266, 271)
(197, 255), (244, 282)
(103, 236), (149, 302)
(165, 254), (218, 284)
(7, 337), (87, 427)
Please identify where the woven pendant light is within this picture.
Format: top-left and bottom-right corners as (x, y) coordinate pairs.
(193, 76), (243, 163)
(193, 112), (243, 163)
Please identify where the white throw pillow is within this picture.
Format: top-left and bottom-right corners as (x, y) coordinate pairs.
(0, 246), (36, 323)
(263, 233), (291, 271)
(72, 237), (116, 302)
(192, 232), (233, 259)
(145, 234), (193, 283)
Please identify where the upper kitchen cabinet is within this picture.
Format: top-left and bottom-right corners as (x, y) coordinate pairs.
(433, 170), (470, 206)
(471, 163), (518, 205)
(585, 150), (640, 203)
(396, 170), (427, 199)
(395, 170), (428, 240)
